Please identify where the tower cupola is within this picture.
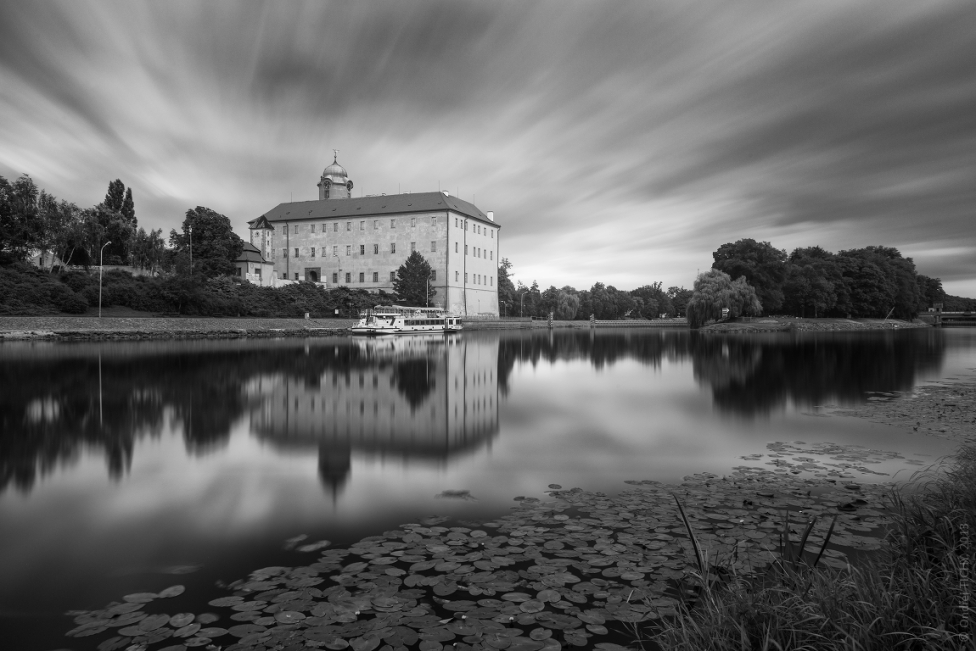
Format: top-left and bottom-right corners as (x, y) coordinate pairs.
(318, 150), (354, 199)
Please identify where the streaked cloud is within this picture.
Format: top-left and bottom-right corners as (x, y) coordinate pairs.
(0, 0), (973, 294)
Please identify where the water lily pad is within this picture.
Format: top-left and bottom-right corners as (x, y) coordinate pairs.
(197, 626), (228, 637)
(184, 637), (212, 648)
(122, 592), (157, 604)
(169, 613), (194, 628)
(195, 613), (219, 625)
(158, 584), (185, 598)
(173, 623), (201, 638)
(275, 610), (306, 624)
(520, 600), (545, 613)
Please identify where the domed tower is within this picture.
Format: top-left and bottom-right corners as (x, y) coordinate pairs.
(318, 151), (354, 199)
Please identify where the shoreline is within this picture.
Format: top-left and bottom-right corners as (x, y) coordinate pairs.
(0, 314), (946, 342)
(699, 316), (929, 334)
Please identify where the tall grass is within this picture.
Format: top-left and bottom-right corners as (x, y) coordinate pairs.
(655, 446), (976, 650)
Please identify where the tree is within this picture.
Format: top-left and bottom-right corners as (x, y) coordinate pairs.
(497, 258), (516, 315)
(104, 179), (125, 212)
(686, 269), (762, 328)
(393, 251), (436, 306)
(170, 207), (244, 278)
(631, 282), (673, 318)
(121, 187), (135, 227)
(667, 286), (693, 317)
(916, 275), (945, 310)
(712, 239), (788, 313)
(782, 263), (836, 318)
(0, 174), (41, 262)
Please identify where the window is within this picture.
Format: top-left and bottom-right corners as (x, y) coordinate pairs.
(359, 244), (365, 255)
(360, 221), (365, 230)
(390, 243), (396, 254)
(455, 217), (458, 227)
(283, 248), (288, 258)
(372, 272), (379, 282)
(346, 222), (351, 231)
(455, 271), (459, 281)
(390, 271), (395, 281)
(410, 217), (416, 227)
(333, 245), (338, 257)
(455, 242), (458, 253)
(465, 244), (468, 254)
(491, 276), (493, 286)
(345, 272), (351, 283)
(491, 230), (494, 239)
(359, 272), (364, 283)
(490, 251), (493, 260)
(465, 273), (468, 283)
(431, 270), (436, 281)
(410, 242), (416, 252)
(431, 215), (436, 224)
(346, 245), (351, 256)
(310, 224), (315, 233)
(294, 273), (299, 280)
(390, 219), (396, 228)
(333, 273), (338, 284)
(333, 223), (338, 232)
(294, 247), (299, 258)
(373, 244), (379, 254)
(236, 267), (241, 276)
(294, 225), (298, 234)
(310, 247), (316, 258)
(431, 241), (436, 252)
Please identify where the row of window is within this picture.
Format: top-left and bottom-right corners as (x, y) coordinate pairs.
(282, 241), (437, 259)
(454, 271), (493, 286)
(454, 217), (494, 239)
(283, 216), (495, 237)
(327, 270), (437, 284)
(281, 241), (494, 260)
(458, 243), (492, 260)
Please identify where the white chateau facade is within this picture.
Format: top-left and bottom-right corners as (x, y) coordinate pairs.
(247, 157), (500, 316)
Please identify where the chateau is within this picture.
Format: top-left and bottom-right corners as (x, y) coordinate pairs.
(247, 156), (500, 316)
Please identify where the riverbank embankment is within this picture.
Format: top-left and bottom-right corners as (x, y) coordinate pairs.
(0, 315), (690, 341)
(0, 316), (357, 341)
(700, 316), (928, 334)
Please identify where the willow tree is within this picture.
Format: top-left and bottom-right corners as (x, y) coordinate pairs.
(686, 269), (763, 328)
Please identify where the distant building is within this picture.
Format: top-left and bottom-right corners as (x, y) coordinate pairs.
(247, 156), (500, 315)
(233, 242), (274, 286)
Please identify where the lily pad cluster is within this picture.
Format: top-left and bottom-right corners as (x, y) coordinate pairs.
(739, 440), (923, 478)
(65, 460), (899, 651)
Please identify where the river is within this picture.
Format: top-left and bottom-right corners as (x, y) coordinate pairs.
(1, 327), (974, 649)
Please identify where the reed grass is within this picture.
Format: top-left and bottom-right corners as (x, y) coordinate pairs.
(653, 445), (976, 651)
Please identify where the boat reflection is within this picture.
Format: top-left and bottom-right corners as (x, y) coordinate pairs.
(247, 334), (500, 495)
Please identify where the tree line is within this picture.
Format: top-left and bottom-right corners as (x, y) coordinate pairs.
(703, 238), (972, 320)
(496, 258), (693, 320)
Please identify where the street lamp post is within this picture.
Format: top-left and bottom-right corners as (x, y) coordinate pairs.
(188, 224), (193, 275)
(99, 241), (112, 318)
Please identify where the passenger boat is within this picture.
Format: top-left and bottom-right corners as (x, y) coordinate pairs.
(350, 305), (463, 336)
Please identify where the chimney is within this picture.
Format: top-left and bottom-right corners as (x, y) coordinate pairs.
(442, 191), (449, 197)
(486, 211), (494, 222)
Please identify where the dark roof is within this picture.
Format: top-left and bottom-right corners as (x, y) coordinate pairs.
(236, 242), (267, 263)
(249, 192), (496, 229)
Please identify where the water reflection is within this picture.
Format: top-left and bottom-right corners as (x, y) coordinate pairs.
(0, 328), (950, 495)
(248, 334), (499, 495)
(494, 328), (946, 414)
(0, 335), (502, 494)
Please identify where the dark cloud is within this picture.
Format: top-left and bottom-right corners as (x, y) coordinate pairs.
(0, 0), (973, 294)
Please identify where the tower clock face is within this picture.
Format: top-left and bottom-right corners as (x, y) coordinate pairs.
(323, 179), (331, 187)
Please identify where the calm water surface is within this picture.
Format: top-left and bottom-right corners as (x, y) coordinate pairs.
(2, 327), (975, 649)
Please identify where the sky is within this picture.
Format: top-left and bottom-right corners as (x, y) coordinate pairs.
(1, 0), (974, 296)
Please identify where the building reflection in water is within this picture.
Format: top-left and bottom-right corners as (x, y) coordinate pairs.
(247, 334), (500, 495)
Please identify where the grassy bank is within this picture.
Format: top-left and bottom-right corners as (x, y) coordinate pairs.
(699, 316), (929, 334)
(652, 436), (975, 649)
